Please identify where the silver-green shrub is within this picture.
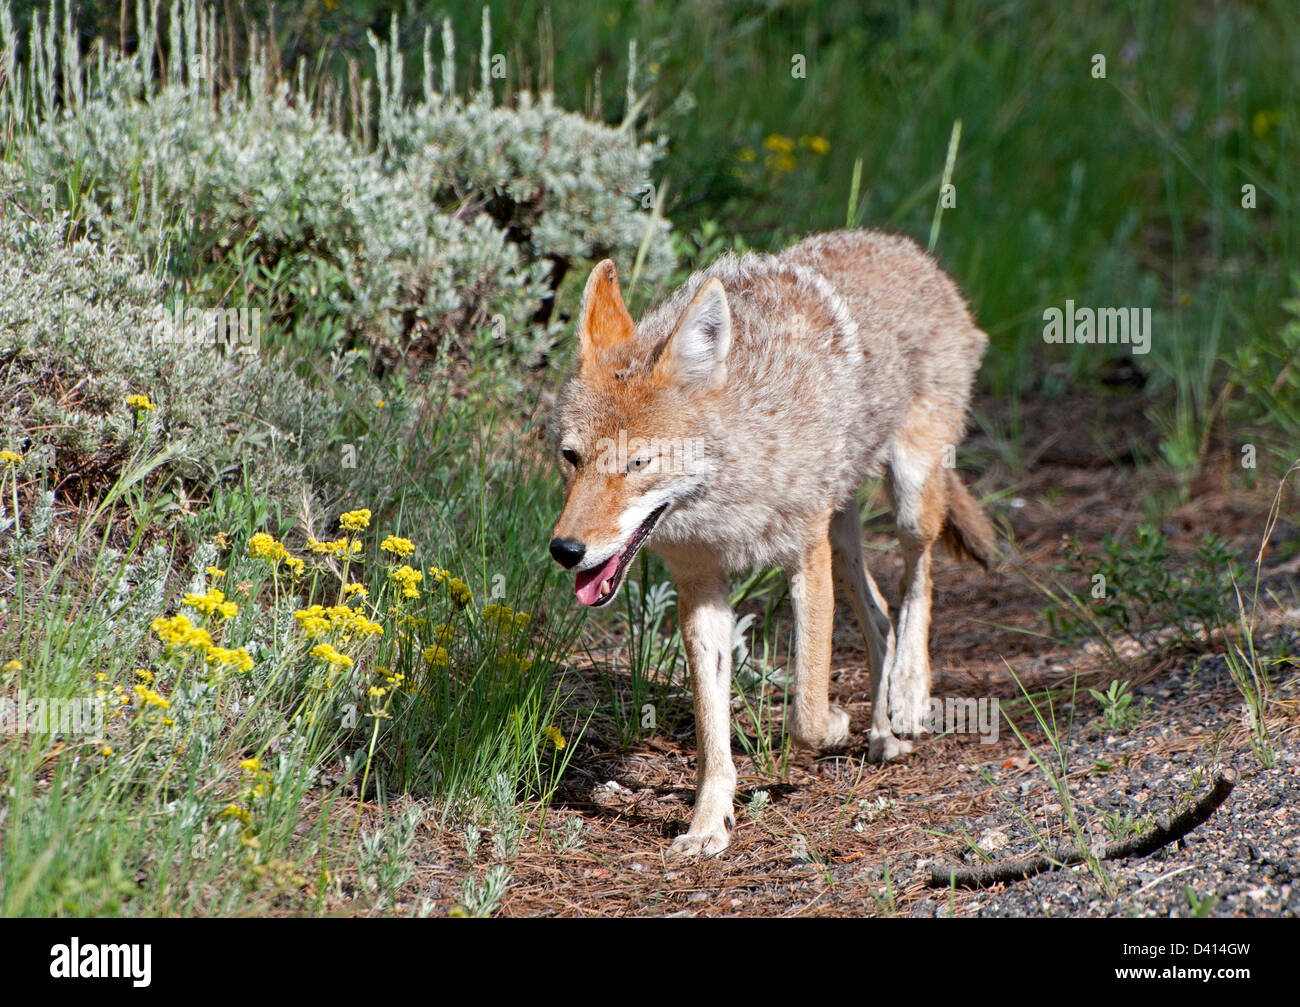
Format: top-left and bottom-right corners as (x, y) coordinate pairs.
(5, 1), (673, 364)
(0, 164), (338, 510)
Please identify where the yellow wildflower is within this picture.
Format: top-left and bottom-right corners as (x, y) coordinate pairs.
(343, 582), (368, 600)
(542, 724), (567, 750)
(763, 133), (795, 154)
(736, 146), (756, 163)
(483, 604), (531, 632)
(0, 450), (22, 465)
(126, 393), (156, 412)
(135, 668), (153, 683)
(134, 684), (170, 709)
(799, 134), (830, 155)
(380, 534), (416, 558)
(220, 804), (251, 825)
(183, 588), (238, 620)
(500, 654), (534, 674)
(239, 757), (261, 772)
(2, 659), (21, 673)
(207, 646), (254, 672)
(391, 565), (423, 599)
(248, 532), (289, 564)
(339, 509), (371, 532)
(151, 614), (214, 654)
(308, 536), (361, 556)
(424, 645), (449, 668)
(448, 578), (472, 607)
(206, 565), (226, 579)
(310, 643), (353, 668)
(294, 605), (331, 637)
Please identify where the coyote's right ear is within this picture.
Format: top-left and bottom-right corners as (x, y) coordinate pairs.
(578, 259), (635, 371)
(652, 277), (732, 390)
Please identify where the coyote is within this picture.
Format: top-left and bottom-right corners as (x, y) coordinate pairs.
(549, 230), (995, 855)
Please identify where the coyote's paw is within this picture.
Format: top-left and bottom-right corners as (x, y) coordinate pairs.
(790, 705), (852, 752)
(670, 817), (733, 857)
(889, 689), (931, 739)
(868, 732), (913, 763)
(822, 704), (851, 749)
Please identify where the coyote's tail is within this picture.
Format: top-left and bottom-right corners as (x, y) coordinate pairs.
(940, 470), (998, 570)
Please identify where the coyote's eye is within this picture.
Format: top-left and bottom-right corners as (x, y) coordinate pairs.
(626, 456), (653, 473)
(561, 448), (580, 466)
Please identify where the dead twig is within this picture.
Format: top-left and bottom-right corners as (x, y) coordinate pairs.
(928, 768), (1237, 889)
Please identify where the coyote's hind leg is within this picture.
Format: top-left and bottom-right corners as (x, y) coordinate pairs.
(886, 437), (946, 739)
(830, 502), (911, 762)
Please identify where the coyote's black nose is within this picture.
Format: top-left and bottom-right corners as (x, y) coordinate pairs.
(549, 537), (585, 569)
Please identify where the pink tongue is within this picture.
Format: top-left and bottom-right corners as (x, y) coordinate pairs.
(574, 551), (622, 605)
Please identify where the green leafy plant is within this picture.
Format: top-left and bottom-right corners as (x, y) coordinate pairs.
(1088, 679), (1144, 731)
(1047, 526), (1245, 651)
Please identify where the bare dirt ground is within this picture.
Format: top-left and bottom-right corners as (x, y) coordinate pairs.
(413, 387), (1300, 917)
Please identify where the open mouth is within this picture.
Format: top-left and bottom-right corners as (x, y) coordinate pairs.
(573, 505), (668, 607)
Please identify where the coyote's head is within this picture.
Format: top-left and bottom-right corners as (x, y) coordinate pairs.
(549, 259), (732, 606)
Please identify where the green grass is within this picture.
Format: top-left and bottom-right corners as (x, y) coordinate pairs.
(0, 374), (587, 916)
(154, 0), (1297, 456)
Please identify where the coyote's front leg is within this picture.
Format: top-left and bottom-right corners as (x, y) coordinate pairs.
(668, 563), (737, 856)
(886, 448), (944, 738)
(788, 510), (851, 751)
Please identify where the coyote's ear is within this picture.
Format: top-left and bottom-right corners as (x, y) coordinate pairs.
(653, 277), (732, 389)
(578, 259), (635, 370)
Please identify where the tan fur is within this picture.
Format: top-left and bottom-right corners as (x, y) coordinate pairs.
(549, 230), (994, 854)
(941, 470), (998, 569)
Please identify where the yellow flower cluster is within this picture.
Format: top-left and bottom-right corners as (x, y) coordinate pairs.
(380, 535), (415, 558)
(308, 537), (362, 557)
(151, 613), (253, 671)
(763, 133), (795, 154)
(310, 642), (353, 668)
(126, 393), (156, 412)
(542, 724), (567, 750)
(0, 450), (22, 465)
(343, 582), (368, 599)
(390, 565), (423, 599)
(741, 134), (828, 175)
(134, 684), (170, 710)
(293, 604), (383, 640)
(152, 613), (214, 651)
(482, 604), (530, 631)
(248, 532), (304, 576)
(339, 509), (371, 532)
(423, 644), (449, 668)
(183, 588), (238, 620)
(207, 646), (255, 672)
(430, 567), (472, 606)
(499, 654), (534, 674)
(249, 532), (288, 563)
